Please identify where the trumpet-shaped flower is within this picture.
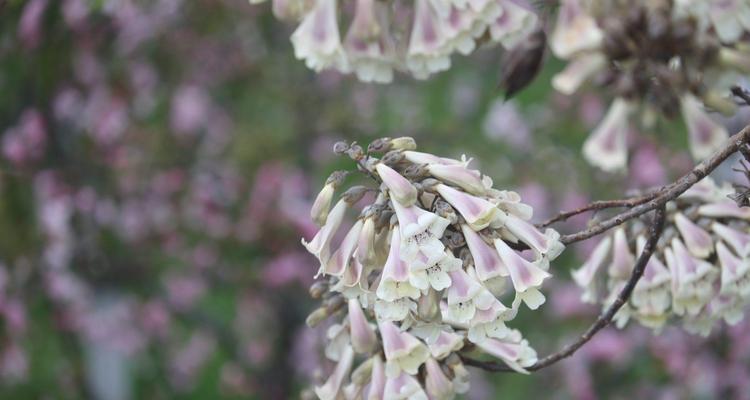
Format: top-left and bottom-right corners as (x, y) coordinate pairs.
(302, 199), (348, 265)
(376, 228), (422, 302)
(443, 268), (497, 323)
(582, 98), (631, 172)
(495, 238), (550, 309)
(391, 200), (450, 265)
(318, 219), (364, 278)
(572, 236), (612, 303)
(409, 250), (461, 291)
(315, 346), (355, 400)
(436, 184), (502, 230)
(666, 238), (718, 316)
(379, 321), (430, 378)
(349, 298), (377, 354)
(681, 94), (727, 161)
(376, 163), (418, 206)
(290, 0), (348, 72)
(424, 358), (455, 400)
(549, 0), (603, 58)
(343, 0), (397, 83)
(675, 212), (714, 259)
(383, 371), (429, 400)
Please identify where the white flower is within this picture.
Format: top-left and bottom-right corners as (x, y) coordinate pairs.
(409, 250), (461, 291)
(290, 0), (349, 72)
(712, 221), (750, 257)
(377, 163), (418, 206)
(487, 0), (539, 49)
(551, 53), (606, 95)
(461, 224), (509, 291)
(498, 213), (562, 259)
(494, 238), (550, 309)
(383, 371), (429, 400)
(302, 199), (347, 266)
(406, 0), (452, 79)
(343, 0), (397, 83)
(311, 182), (335, 226)
(315, 346), (355, 400)
(681, 94), (727, 161)
(349, 298), (377, 354)
(424, 358), (455, 400)
(318, 219), (364, 278)
(376, 228), (422, 302)
(427, 163), (486, 195)
(674, 212), (714, 259)
(427, 330), (464, 359)
(549, 0), (603, 59)
(582, 98), (631, 172)
(366, 356), (386, 400)
(474, 330), (537, 374)
(571, 236), (611, 303)
(666, 238), (718, 316)
(379, 321), (430, 378)
(629, 236), (672, 331)
(391, 200), (450, 265)
(436, 184), (502, 230)
(443, 268), (499, 323)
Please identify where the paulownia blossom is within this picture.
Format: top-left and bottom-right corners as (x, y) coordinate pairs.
(250, 0), (540, 82)
(550, 0), (750, 171)
(301, 137), (564, 398)
(572, 177), (750, 336)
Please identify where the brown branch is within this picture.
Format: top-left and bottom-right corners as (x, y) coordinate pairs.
(537, 195), (659, 228)
(462, 206), (666, 373)
(559, 124), (750, 245)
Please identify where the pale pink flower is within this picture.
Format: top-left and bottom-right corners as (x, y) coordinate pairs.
(582, 99), (631, 172)
(436, 184), (501, 230)
(379, 321), (430, 377)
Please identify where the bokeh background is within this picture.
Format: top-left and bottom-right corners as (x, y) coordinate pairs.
(1, 0), (749, 399)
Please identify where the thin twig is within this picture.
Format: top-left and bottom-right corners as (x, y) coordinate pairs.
(537, 195), (658, 228)
(559, 124), (750, 245)
(462, 206), (666, 373)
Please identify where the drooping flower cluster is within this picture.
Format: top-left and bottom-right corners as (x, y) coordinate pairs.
(550, 0), (750, 171)
(302, 137), (564, 398)
(572, 177), (750, 336)
(250, 0), (540, 82)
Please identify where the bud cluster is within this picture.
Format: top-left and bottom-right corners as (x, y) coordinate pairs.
(302, 137), (564, 399)
(550, 0), (750, 171)
(249, 0), (539, 82)
(573, 177), (750, 336)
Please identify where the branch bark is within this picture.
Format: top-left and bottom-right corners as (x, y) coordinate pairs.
(558, 125), (750, 245)
(462, 206), (666, 373)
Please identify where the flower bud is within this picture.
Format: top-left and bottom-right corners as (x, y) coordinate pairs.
(333, 141), (350, 154)
(306, 307), (330, 327)
(367, 137), (391, 153)
(389, 137), (417, 151)
(346, 143), (365, 160)
(719, 47), (750, 74)
(309, 281), (329, 299)
(381, 150), (405, 165)
(311, 183), (335, 226)
(341, 185), (369, 205)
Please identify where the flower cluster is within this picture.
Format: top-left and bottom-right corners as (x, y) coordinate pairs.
(550, 0), (750, 171)
(302, 137), (564, 398)
(250, 0), (539, 82)
(572, 177), (750, 336)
